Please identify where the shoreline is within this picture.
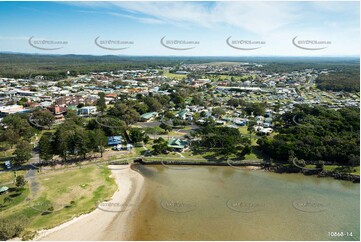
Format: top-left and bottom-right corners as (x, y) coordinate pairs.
(34, 164), (144, 241)
(136, 159), (360, 183)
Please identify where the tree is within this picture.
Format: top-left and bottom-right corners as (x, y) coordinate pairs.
(17, 97), (28, 106)
(1, 129), (20, 148)
(53, 121), (91, 160)
(164, 111), (175, 119)
(227, 98), (245, 107)
(31, 109), (55, 129)
(13, 140), (32, 165)
(152, 137), (169, 155)
(172, 95), (185, 109)
(88, 129), (107, 157)
(1, 114), (35, 142)
(144, 97), (162, 112)
(192, 112), (200, 122)
(244, 103), (265, 116)
(15, 175), (26, 187)
(96, 92), (106, 113)
(65, 110), (84, 126)
(134, 103), (148, 114)
(212, 107), (226, 118)
(130, 128), (146, 143)
(194, 125), (250, 156)
(39, 132), (54, 162)
(108, 102), (140, 125)
(0, 216), (28, 240)
(258, 105), (360, 166)
(69, 128), (90, 159)
(191, 94), (202, 105)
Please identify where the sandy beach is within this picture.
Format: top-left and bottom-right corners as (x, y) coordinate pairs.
(35, 164), (144, 241)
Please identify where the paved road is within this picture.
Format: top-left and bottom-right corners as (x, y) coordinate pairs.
(134, 121), (161, 128)
(25, 139), (40, 198)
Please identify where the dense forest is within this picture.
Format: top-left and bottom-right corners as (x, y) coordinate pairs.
(316, 70), (360, 92)
(258, 58), (359, 73)
(257, 105), (359, 166)
(0, 54), (188, 79)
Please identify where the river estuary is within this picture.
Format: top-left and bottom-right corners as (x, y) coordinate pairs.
(128, 165), (359, 241)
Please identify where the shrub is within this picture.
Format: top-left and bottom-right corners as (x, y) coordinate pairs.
(0, 216), (28, 240)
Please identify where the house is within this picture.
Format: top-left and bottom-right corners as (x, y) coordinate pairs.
(258, 127), (273, 135)
(39, 101), (53, 108)
(176, 110), (188, 120)
(234, 120), (247, 126)
(78, 106), (97, 116)
(168, 138), (188, 152)
(108, 136), (123, 146)
(140, 112), (158, 121)
(47, 105), (67, 119)
(216, 120), (226, 125)
(0, 105), (30, 117)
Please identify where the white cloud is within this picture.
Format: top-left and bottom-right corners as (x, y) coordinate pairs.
(108, 1), (300, 35)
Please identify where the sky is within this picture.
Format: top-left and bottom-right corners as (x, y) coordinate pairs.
(0, 1), (359, 56)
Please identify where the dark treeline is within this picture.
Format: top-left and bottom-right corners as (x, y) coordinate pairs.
(0, 53), (359, 79)
(316, 70), (360, 92)
(257, 105), (360, 166)
(0, 54), (188, 79)
(257, 58), (359, 73)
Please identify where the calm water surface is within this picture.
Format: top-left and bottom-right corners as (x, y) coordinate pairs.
(128, 165), (360, 241)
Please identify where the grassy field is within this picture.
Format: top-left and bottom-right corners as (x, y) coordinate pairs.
(324, 165), (360, 175)
(0, 170), (25, 185)
(0, 165), (117, 238)
(162, 71), (187, 79)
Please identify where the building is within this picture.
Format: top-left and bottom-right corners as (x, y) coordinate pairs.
(168, 138), (189, 152)
(177, 110), (188, 120)
(108, 136), (123, 146)
(0, 105), (30, 117)
(140, 112), (158, 121)
(78, 106), (97, 116)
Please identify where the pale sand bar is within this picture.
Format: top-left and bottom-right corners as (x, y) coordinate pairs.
(35, 164), (144, 241)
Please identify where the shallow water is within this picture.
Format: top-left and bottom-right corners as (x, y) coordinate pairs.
(129, 165), (360, 241)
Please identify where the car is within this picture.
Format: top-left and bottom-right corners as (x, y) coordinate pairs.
(112, 144), (122, 151)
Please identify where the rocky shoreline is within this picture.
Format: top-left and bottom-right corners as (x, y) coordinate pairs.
(263, 165), (360, 183)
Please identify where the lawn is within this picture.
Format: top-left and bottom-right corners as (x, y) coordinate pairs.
(0, 170), (25, 185)
(303, 165), (360, 175)
(162, 71), (187, 79)
(323, 165), (360, 175)
(0, 165), (117, 237)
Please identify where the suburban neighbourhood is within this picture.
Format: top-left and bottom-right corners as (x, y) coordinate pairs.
(0, 62), (359, 167)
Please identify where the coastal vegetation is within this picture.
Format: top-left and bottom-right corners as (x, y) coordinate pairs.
(0, 165), (116, 240)
(258, 105), (359, 166)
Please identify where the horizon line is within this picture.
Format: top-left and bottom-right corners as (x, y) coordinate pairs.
(1, 52), (360, 59)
